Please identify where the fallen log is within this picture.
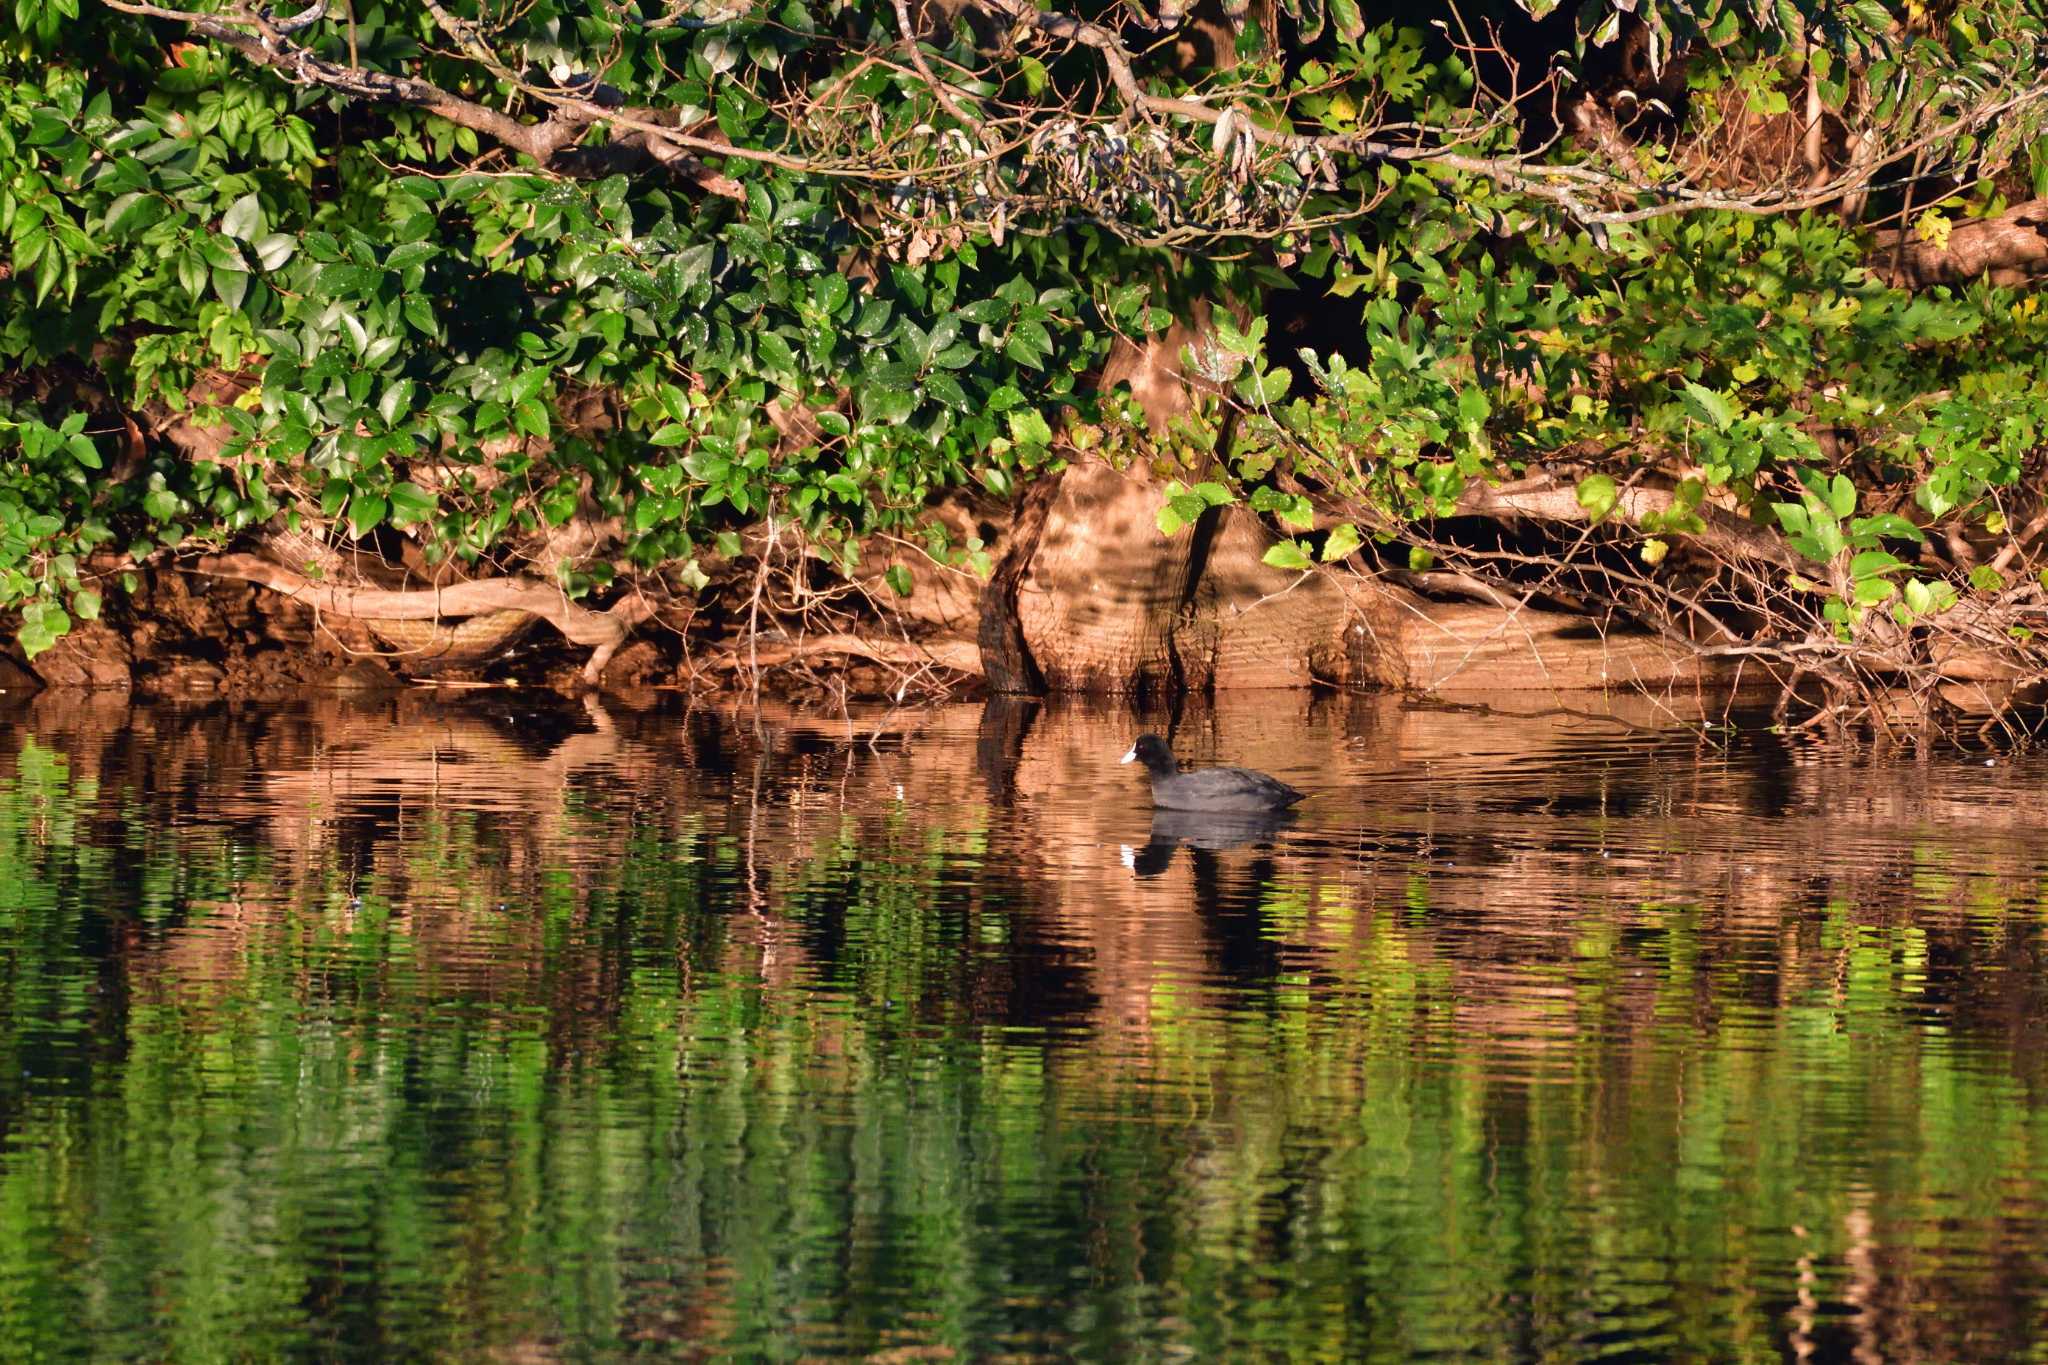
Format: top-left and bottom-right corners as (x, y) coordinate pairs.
(1870, 199), (2048, 290)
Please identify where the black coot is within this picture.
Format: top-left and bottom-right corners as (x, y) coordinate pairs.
(1120, 734), (1305, 813)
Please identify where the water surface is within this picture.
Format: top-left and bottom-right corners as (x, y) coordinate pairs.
(2, 690), (2045, 1361)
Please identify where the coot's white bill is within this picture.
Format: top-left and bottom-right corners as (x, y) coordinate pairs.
(1119, 746), (1136, 764)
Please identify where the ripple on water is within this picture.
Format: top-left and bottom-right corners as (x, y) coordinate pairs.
(4, 694), (2048, 1359)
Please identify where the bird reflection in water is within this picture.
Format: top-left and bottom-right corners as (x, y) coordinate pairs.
(1121, 807), (1296, 878)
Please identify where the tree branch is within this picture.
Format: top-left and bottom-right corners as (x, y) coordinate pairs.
(971, 0), (2048, 233)
(893, 0), (986, 139)
(99, 0), (746, 198)
(101, 0), (2048, 235)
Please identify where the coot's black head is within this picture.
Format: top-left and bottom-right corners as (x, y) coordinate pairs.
(1120, 733), (1178, 778)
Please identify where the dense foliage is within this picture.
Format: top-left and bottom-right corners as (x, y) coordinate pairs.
(1, 0), (2045, 694)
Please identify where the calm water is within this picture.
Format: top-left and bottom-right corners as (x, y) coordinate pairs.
(2, 690), (2046, 1362)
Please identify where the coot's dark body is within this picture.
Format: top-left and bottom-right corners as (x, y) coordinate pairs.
(1120, 734), (1305, 813)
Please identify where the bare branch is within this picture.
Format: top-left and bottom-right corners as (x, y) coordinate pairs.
(892, 0), (986, 139)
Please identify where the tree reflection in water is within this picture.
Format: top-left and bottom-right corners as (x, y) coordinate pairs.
(2, 689), (2047, 1361)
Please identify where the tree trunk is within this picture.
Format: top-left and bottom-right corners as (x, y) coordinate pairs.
(1175, 504), (1401, 689)
(992, 456), (1736, 695)
(1012, 457), (1199, 694)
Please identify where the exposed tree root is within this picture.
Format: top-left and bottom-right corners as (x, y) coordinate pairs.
(687, 633), (983, 681)
(192, 554), (653, 684)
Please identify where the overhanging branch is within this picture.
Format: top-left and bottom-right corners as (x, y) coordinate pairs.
(100, 0), (746, 197)
(98, 0), (2048, 238)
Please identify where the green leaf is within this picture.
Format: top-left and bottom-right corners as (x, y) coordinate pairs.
(388, 481), (436, 521)
(513, 398), (550, 438)
(506, 368), (550, 406)
(105, 192), (167, 238)
(885, 564), (914, 597)
(1827, 474), (1857, 520)
(211, 266), (248, 310)
(349, 493), (388, 537)
(17, 622), (54, 659)
(854, 297), (892, 337)
(310, 263), (384, 299)
(815, 411), (852, 437)
(1770, 502), (1811, 536)
(1970, 564), (2007, 593)
(197, 235), (249, 272)
(1850, 513), (1924, 543)
(648, 423), (689, 446)
(757, 331), (797, 374)
(402, 295), (437, 336)
(859, 383), (917, 425)
(1004, 324), (1051, 370)
(1263, 541), (1314, 572)
(632, 495), (676, 532)
(1575, 473), (1618, 522)
(1680, 381), (1736, 431)
(377, 379), (416, 428)
(71, 589), (101, 622)
(384, 241), (438, 275)
(1456, 386), (1491, 429)
(1321, 522), (1362, 562)
(814, 272), (849, 317)
(26, 112), (68, 146)
(1237, 366), (1293, 406)
(17, 603), (71, 658)
(1007, 408), (1054, 450)
(221, 192), (265, 242)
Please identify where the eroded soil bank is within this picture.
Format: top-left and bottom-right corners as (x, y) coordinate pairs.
(0, 552), (986, 703)
(4, 459), (2038, 728)
(0, 531), (1742, 708)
